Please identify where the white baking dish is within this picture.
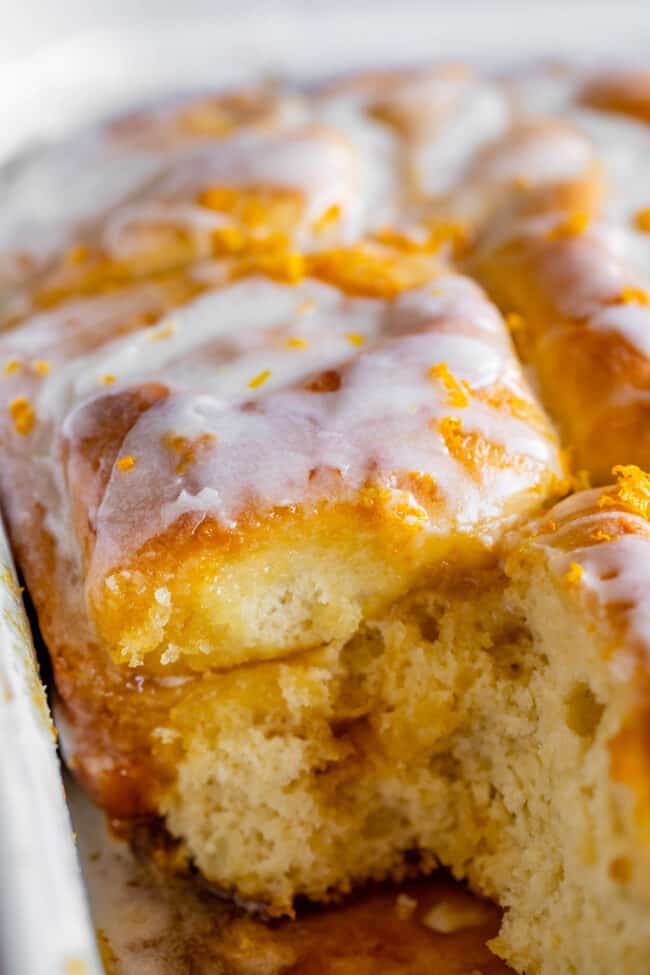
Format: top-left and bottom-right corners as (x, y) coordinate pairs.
(0, 516), (101, 975)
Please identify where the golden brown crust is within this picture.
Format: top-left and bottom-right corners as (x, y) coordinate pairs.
(459, 109), (650, 482)
(106, 85), (290, 148)
(581, 70), (650, 123)
(65, 383), (170, 562)
(8, 508), (175, 817)
(474, 232), (650, 482)
(509, 468), (650, 855)
(513, 467), (650, 656)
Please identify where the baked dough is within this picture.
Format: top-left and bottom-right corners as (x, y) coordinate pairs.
(2, 62), (650, 975)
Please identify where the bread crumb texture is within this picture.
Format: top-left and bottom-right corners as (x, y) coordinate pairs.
(150, 539), (650, 975)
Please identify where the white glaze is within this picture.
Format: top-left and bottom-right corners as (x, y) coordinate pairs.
(35, 271), (559, 581)
(564, 535), (650, 665)
(4, 61), (650, 636)
(0, 85), (311, 288)
(531, 487), (650, 666)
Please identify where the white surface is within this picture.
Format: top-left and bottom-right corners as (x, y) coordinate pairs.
(3, 1), (650, 161)
(0, 518), (102, 975)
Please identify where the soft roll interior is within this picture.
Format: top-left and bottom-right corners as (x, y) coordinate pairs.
(155, 561), (649, 974)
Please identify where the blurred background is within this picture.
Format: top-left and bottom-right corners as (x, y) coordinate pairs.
(3, 0), (650, 161)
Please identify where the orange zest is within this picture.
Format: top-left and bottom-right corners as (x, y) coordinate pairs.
(612, 464), (650, 520)
(248, 369), (271, 389)
(8, 397), (35, 435)
(618, 285), (650, 305)
(635, 207), (650, 232)
(565, 562), (584, 585)
(429, 363), (470, 408)
(545, 211), (589, 240)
